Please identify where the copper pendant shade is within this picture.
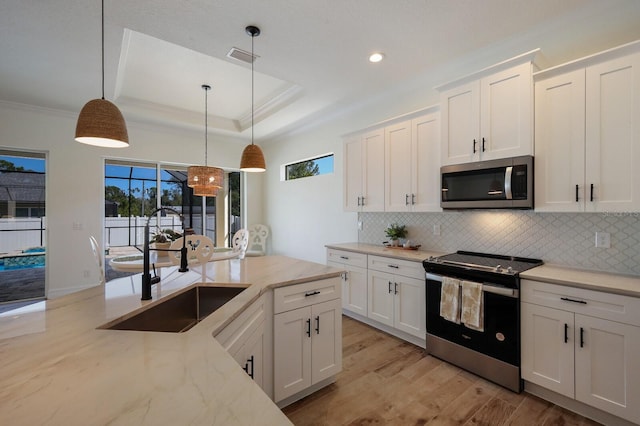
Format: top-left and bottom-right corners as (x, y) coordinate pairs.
(75, 0), (129, 148)
(187, 84), (224, 197)
(240, 25), (266, 172)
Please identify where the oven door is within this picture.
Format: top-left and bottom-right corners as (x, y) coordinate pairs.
(426, 273), (520, 366)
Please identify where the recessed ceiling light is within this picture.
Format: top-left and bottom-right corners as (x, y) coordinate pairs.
(369, 52), (385, 63)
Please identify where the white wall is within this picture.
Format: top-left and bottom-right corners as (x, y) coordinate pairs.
(0, 101), (259, 297)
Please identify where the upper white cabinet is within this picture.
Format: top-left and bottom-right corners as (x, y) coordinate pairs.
(438, 52), (537, 165)
(535, 45), (640, 212)
(344, 129), (385, 212)
(384, 111), (441, 212)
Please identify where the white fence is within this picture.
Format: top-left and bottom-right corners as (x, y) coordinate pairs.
(0, 215), (218, 254)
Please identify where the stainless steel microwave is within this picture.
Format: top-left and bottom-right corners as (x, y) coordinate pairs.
(440, 156), (533, 209)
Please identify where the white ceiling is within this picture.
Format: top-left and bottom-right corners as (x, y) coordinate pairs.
(2, 0), (640, 144)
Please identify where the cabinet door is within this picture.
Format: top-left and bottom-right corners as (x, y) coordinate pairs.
(411, 112), (441, 212)
(385, 120), (412, 212)
(534, 69), (586, 212)
(345, 265), (368, 316)
(274, 306), (312, 402)
(575, 314), (640, 424)
(367, 270), (395, 327)
(344, 136), (363, 211)
(362, 129), (385, 212)
(585, 53), (640, 212)
(231, 320), (266, 391)
(480, 62), (533, 161)
(311, 298), (342, 384)
(440, 80), (480, 165)
(394, 275), (426, 339)
(521, 303), (575, 398)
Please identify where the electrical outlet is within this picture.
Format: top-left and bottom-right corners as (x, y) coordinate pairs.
(595, 232), (611, 248)
(357, 220), (363, 231)
(433, 224), (441, 236)
(83, 270), (91, 278)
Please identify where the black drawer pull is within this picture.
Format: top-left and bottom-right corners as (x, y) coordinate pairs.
(564, 323), (568, 343)
(387, 264), (399, 269)
(561, 297), (587, 305)
(339, 256), (349, 260)
(305, 290), (321, 297)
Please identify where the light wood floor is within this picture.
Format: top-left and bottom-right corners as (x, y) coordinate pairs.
(283, 316), (602, 426)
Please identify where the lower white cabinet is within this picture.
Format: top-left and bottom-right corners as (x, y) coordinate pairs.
(215, 292), (273, 399)
(367, 256), (425, 339)
(273, 278), (342, 403)
(521, 279), (640, 424)
(327, 248), (368, 316)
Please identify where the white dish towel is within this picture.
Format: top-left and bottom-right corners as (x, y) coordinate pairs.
(440, 277), (461, 324)
(461, 280), (484, 332)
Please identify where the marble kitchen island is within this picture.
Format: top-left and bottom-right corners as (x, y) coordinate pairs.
(0, 255), (342, 425)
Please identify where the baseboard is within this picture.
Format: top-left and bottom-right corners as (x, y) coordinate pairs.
(342, 310), (426, 349)
(524, 381), (636, 426)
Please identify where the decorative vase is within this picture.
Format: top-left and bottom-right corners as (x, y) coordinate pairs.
(391, 239), (399, 247)
(154, 242), (171, 257)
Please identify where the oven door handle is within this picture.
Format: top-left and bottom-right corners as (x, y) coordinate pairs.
(426, 274), (518, 298)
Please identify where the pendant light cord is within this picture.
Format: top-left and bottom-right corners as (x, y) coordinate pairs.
(251, 32), (255, 146)
(101, 0), (105, 100)
(204, 86), (208, 166)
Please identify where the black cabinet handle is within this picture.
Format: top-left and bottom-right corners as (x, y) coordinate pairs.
(357, 196), (361, 206)
(580, 327), (585, 348)
(387, 264), (399, 269)
(388, 281), (393, 294)
(405, 194), (409, 206)
(482, 137), (486, 152)
(473, 139), (477, 153)
(340, 255), (349, 260)
(575, 184), (579, 202)
(394, 282), (398, 295)
(561, 297), (587, 305)
(564, 323), (569, 343)
(411, 194), (416, 205)
(306, 318), (311, 337)
(305, 290), (321, 297)
(361, 196), (365, 206)
(590, 184), (594, 202)
(315, 315), (320, 334)
(243, 355), (255, 379)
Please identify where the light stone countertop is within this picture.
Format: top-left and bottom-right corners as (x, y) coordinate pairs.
(328, 242), (640, 298)
(521, 264), (640, 298)
(0, 255), (343, 425)
(325, 242), (444, 263)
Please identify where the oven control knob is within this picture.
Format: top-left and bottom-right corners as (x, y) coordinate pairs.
(495, 264), (502, 272)
(507, 266), (514, 274)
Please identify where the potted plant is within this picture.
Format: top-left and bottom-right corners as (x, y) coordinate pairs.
(151, 228), (181, 257)
(385, 223), (407, 246)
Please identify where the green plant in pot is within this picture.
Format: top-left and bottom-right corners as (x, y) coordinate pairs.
(385, 223), (407, 246)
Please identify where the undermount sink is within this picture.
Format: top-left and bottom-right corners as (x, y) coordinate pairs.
(100, 286), (246, 333)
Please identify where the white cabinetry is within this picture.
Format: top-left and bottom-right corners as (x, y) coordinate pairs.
(521, 279), (640, 424)
(439, 54), (536, 166)
(327, 248), (368, 316)
(215, 292), (273, 399)
(385, 111), (441, 212)
(273, 278), (342, 403)
(367, 255), (425, 339)
(344, 129), (385, 212)
(535, 49), (640, 212)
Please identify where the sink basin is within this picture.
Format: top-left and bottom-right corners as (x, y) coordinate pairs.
(100, 286), (246, 333)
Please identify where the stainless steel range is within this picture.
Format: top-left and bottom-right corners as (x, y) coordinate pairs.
(422, 251), (542, 392)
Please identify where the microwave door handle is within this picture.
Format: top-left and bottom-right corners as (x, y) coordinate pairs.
(504, 166), (513, 200)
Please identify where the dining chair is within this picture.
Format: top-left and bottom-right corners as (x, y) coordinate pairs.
(246, 224), (269, 257)
(168, 234), (216, 266)
(232, 228), (250, 259)
(89, 235), (106, 285)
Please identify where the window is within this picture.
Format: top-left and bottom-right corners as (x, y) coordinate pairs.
(283, 153), (334, 181)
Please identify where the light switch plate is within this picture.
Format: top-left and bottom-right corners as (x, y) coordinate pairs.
(595, 232), (610, 248)
(433, 224), (441, 236)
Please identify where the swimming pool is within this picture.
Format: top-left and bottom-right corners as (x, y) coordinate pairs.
(0, 251), (45, 271)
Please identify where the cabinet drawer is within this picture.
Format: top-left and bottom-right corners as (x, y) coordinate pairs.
(368, 255), (425, 280)
(327, 249), (367, 268)
(521, 279), (640, 326)
(274, 277), (341, 314)
(215, 294), (266, 353)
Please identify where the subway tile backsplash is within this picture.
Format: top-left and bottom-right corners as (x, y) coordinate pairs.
(359, 211), (640, 276)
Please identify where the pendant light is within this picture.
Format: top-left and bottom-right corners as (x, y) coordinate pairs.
(188, 84), (224, 197)
(240, 25), (267, 172)
(75, 0), (129, 148)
